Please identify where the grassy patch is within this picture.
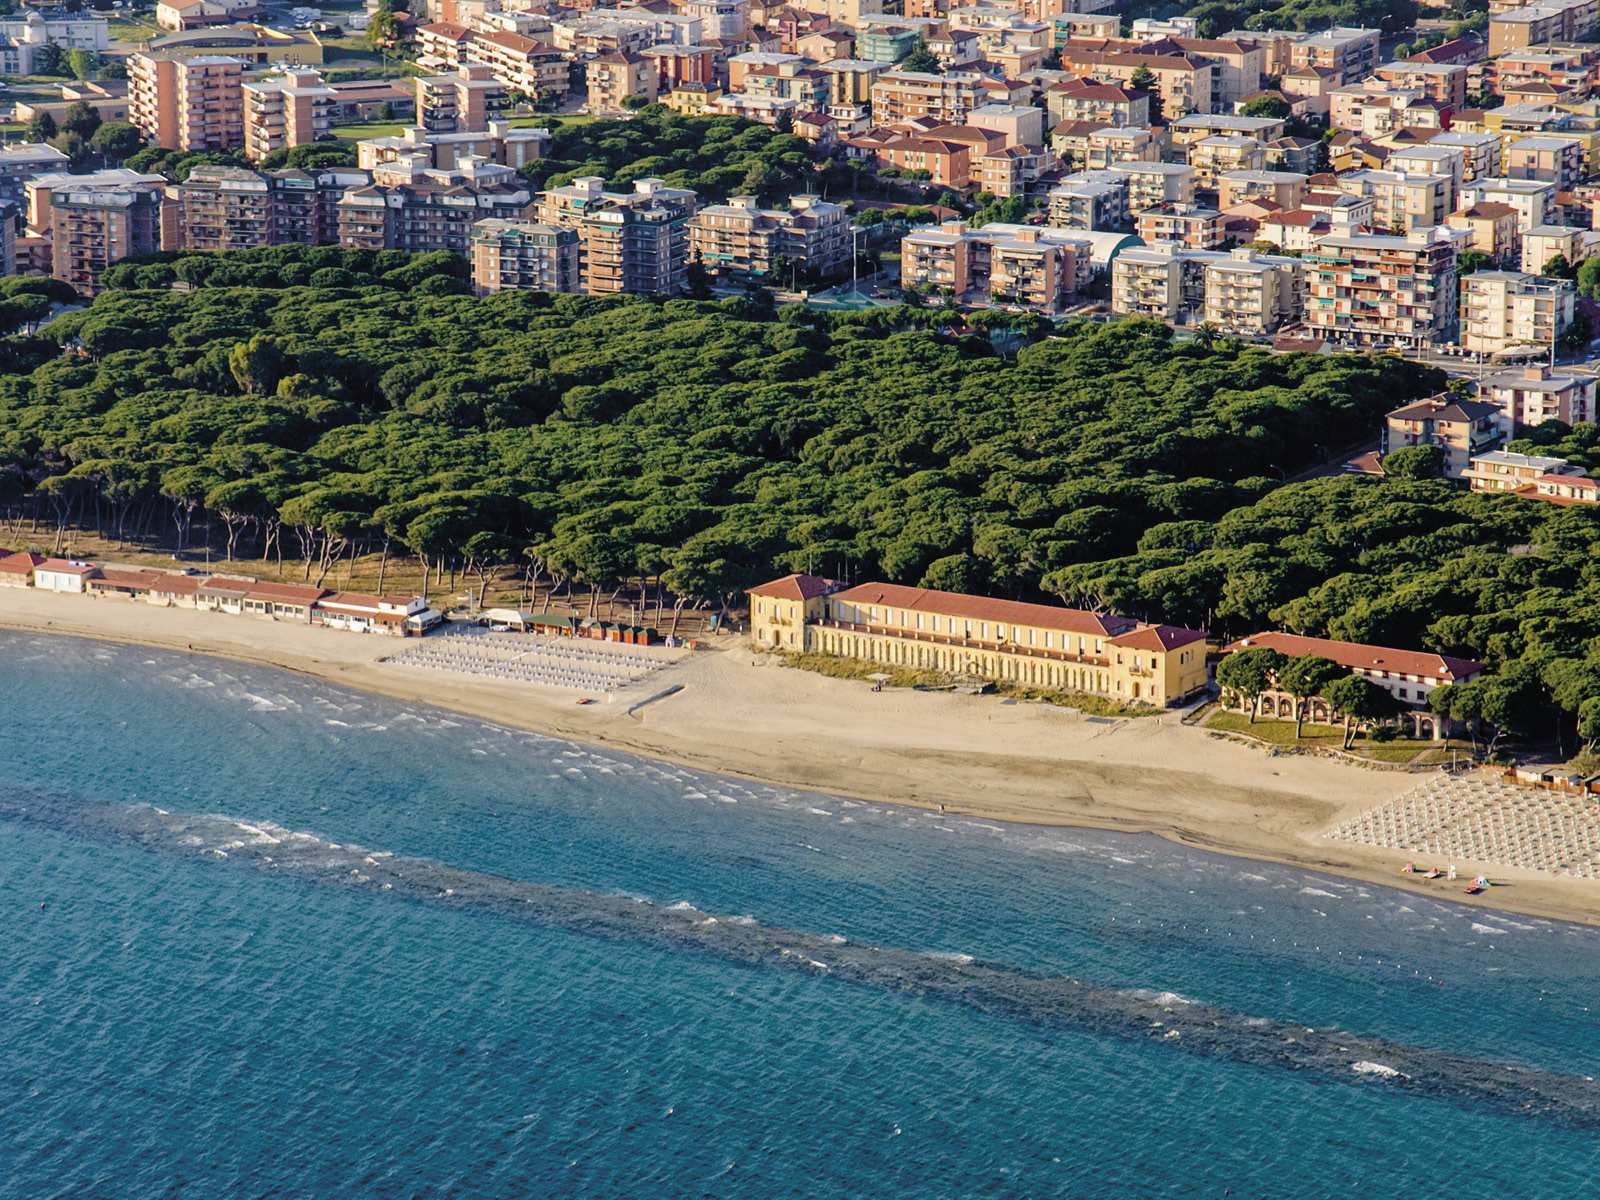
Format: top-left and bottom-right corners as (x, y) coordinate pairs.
(1205, 711), (1345, 745)
(107, 17), (160, 43)
(992, 681), (1156, 718)
(779, 650), (945, 689)
(332, 121), (408, 141)
(1357, 742), (1429, 763)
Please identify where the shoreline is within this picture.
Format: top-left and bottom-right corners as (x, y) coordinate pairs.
(4, 589), (1597, 927)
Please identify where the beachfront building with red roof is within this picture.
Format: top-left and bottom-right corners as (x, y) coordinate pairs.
(746, 574), (1210, 706)
(33, 559), (101, 593)
(314, 592), (441, 635)
(1220, 631), (1485, 739)
(0, 550), (45, 586)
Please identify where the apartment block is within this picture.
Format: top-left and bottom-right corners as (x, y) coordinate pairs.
(359, 122), (551, 173)
(1459, 176), (1556, 231)
(417, 64), (504, 133)
(0, 143), (71, 204)
(1447, 201), (1522, 264)
(1047, 171), (1128, 230)
(469, 219), (581, 296)
(1057, 126), (1143, 171)
(1135, 203), (1227, 250)
(1335, 169), (1452, 232)
(1426, 131), (1502, 182)
(537, 176), (700, 295)
(1505, 135), (1586, 190)
(1169, 113), (1286, 150)
(270, 167), (370, 246)
(984, 226), (1089, 311)
(162, 162), (370, 251)
(1374, 61), (1469, 110)
(1384, 395), (1510, 478)
(816, 59), (891, 108)
(1389, 145), (1465, 199)
(1303, 229), (1461, 346)
(1488, 0), (1598, 56)
(901, 220), (1095, 311)
(1203, 247), (1304, 333)
(1173, 36), (1266, 112)
(1459, 269), (1576, 354)
(1216, 169), (1308, 211)
(1480, 362), (1595, 426)
(161, 164), (272, 251)
(869, 70), (992, 123)
(586, 50), (656, 115)
(1465, 448), (1584, 493)
(45, 175), (165, 297)
(967, 103), (1046, 148)
(1521, 222), (1600, 271)
(473, 31), (571, 100)
(1108, 161), (1196, 213)
(1112, 243), (1227, 323)
(415, 20), (475, 69)
(242, 68), (335, 163)
(339, 160), (537, 254)
(687, 193), (847, 280)
(1186, 135), (1265, 187)
(1045, 79), (1149, 128)
(129, 52), (245, 151)
(1054, 46), (1215, 117)
(1289, 27), (1379, 86)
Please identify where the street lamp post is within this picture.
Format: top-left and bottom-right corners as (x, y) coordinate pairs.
(851, 225), (859, 297)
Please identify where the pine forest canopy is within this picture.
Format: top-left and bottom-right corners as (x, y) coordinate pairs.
(5, 247), (1600, 739)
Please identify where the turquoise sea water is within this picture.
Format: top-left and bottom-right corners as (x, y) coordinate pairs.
(3, 631), (1600, 1197)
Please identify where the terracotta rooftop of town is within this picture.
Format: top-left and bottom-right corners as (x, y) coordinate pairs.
(1223, 631), (1483, 682)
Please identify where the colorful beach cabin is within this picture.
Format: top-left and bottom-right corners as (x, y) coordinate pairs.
(33, 559), (100, 593)
(0, 550), (45, 587)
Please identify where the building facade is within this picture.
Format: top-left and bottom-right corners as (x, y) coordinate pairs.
(537, 176), (700, 295)
(746, 575), (1209, 707)
(242, 68), (335, 162)
(687, 193), (848, 280)
(129, 52), (246, 151)
(1459, 270), (1575, 355)
(469, 219), (581, 296)
(1303, 230), (1461, 345)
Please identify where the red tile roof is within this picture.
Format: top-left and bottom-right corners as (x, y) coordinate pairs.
(746, 573), (842, 602)
(89, 568), (165, 588)
(829, 582), (1136, 638)
(243, 581), (327, 603)
(0, 550), (45, 574)
(1108, 625), (1208, 653)
(37, 558), (98, 574)
(1222, 631), (1483, 682)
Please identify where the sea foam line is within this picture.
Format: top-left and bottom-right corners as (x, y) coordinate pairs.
(5, 786), (1599, 1130)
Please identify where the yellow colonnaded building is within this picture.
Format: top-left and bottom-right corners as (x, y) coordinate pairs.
(746, 574), (1210, 708)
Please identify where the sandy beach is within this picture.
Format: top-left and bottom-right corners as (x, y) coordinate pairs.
(4, 587), (1597, 926)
